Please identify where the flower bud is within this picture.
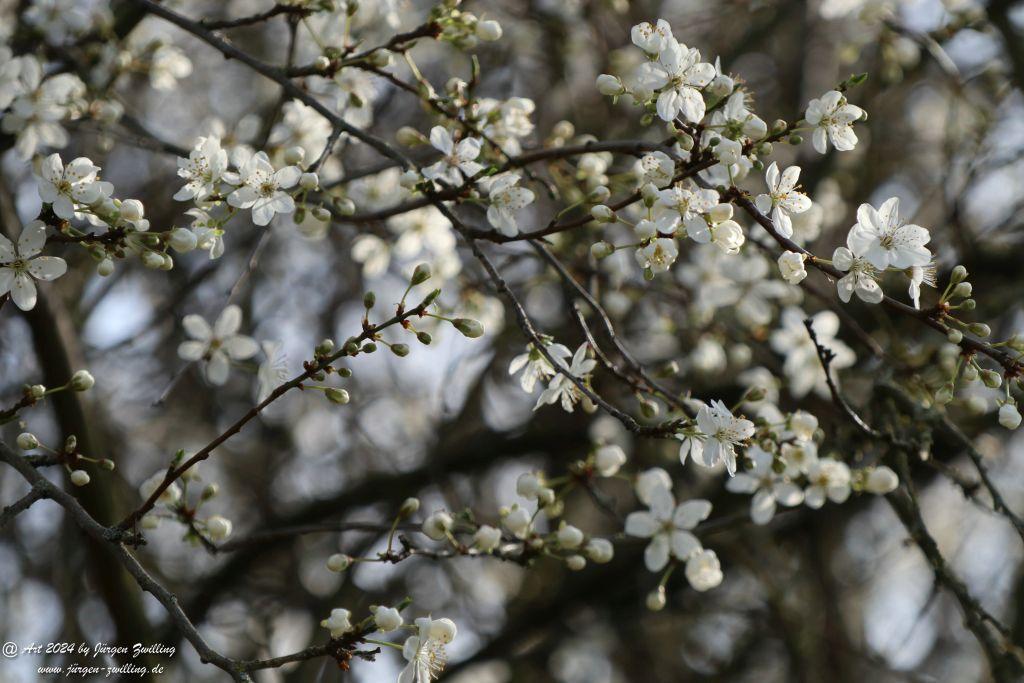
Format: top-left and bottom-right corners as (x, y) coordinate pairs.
(335, 197), (356, 216)
(142, 251), (165, 269)
(141, 514), (160, 530)
(947, 329), (963, 344)
(980, 369), (1002, 388)
(29, 384), (46, 399)
(391, 343), (410, 357)
(473, 524), (502, 551)
(314, 55), (331, 71)
(646, 587), (666, 611)
(422, 511), (454, 540)
(864, 466), (898, 494)
(205, 515), (233, 541)
(999, 402), (1022, 430)
(596, 74), (623, 95)
(952, 282), (972, 298)
(325, 388), (350, 404)
(951, 265), (968, 283)
(64, 435), (77, 453)
(362, 342), (377, 353)
(788, 134), (803, 145)
(417, 331), (432, 345)
(316, 338), (335, 356)
(169, 227), (197, 253)
(676, 132), (694, 151)
(585, 538), (614, 563)
(475, 19), (503, 41)
(284, 146), (306, 165)
(968, 322), (990, 337)
(300, 172), (319, 190)
(591, 204), (615, 223)
(372, 606), (404, 632)
(396, 126), (424, 146)
(97, 258), (115, 276)
(99, 459), (116, 471)
(934, 383), (954, 405)
(587, 185), (611, 203)
(453, 318), (484, 338)
(70, 470), (90, 487)
(326, 553), (352, 572)
(119, 199), (144, 222)
(594, 444), (627, 476)
(399, 497), (420, 517)
(17, 433), (39, 450)
(69, 370), (94, 391)
(411, 263), (432, 285)
(960, 298), (976, 310)
(565, 554), (586, 571)
(201, 483), (219, 499)
(556, 522), (584, 549)
(590, 241), (614, 259)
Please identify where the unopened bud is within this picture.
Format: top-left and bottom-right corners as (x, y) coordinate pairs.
(591, 205), (615, 223)
(951, 265), (968, 283)
(169, 227), (197, 253)
(411, 263), (432, 285)
(316, 338), (335, 356)
(590, 241), (614, 259)
(97, 258), (115, 276)
(947, 329), (963, 344)
(980, 369), (1002, 388)
(453, 318), (484, 338)
(335, 197), (356, 216)
(326, 388), (350, 404)
(967, 322), (990, 337)
(314, 55), (331, 71)
(284, 146), (306, 165)
(646, 587), (667, 611)
(952, 282), (972, 298)
(391, 343), (410, 357)
(70, 470), (90, 487)
(595, 74), (623, 96)
(300, 172), (319, 190)
(64, 435), (77, 453)
(416, 331), (432, 345)
(17, 433), (39, 450)
(396, 126), (423, 146)
(69, 370), (95, 391)
(399, 497), (420, 517)
(327, 553), (351, 572)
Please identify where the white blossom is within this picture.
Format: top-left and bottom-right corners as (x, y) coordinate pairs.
(685, 548), (723, 591)
(725, 446), (803, 524)
(635, 238), (679, 273)
(999, 402), (1022, 430)
(372, 606), (404, 633)
(804, 458), (852, 508)
(691, 399), (755, 475)
(847, 197), (931, 270)
(637, 151), (676, 186)
(805, 90), (864, 154)
(755, 163), (812, 238)
(509, 342), (572, 393)
(256, 341), (288, 403)
(399, 617), (456, 683)
(685, 203), (745, 254)
(594, 444), (627, 477)
(778, 250), (808, 285)
(227, 151), (301, 226)
(320, 608), (353, 638)
(535, 343), (597, 412)
(486, 173), (535, 236)
(174, 136), (228, 202)
(637, 38), (715, 122)
(0, 220), (66, 311)
(625, 487), (710, 572)
(37, 154), (110, 221)
(832, 244), (883, 304)
(177, 305), (260, 386)
(422, 127), (483, 185)
(149, 45), (193, 91)
(770, 307), (855, 398)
